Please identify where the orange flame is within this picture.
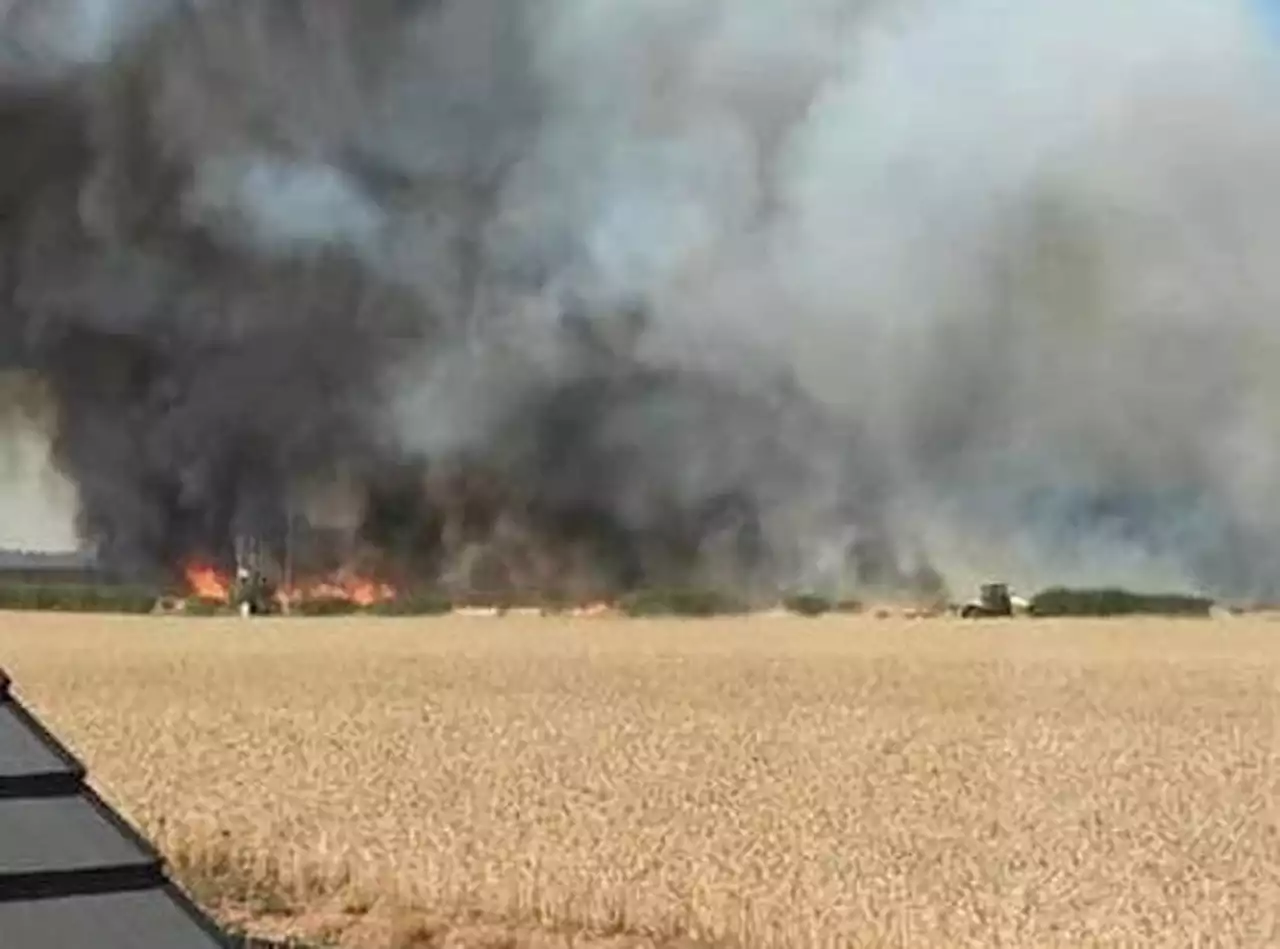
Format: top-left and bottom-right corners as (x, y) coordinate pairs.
(277, 573), (396, 608)
(184, 558), (394, 610)
(185, 562), (231, 602)
(344, 577), (396, 607)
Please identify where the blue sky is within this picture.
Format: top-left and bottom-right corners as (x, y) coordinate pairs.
(1255, 0), (1280, 40)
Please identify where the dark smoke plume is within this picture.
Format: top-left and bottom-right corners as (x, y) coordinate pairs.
(0, 0), (903, 598)
(4, 0), (1280, 601)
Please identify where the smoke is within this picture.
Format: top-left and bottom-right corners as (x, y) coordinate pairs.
(487, 0), (1280, 599)
(770, 0), (1280, 597)
(3, 0), (1280, 598)
(0, 428), (77, 551)
(0, 372), (76, 550)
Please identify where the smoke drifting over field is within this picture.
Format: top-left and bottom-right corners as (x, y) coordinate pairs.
(3, 0), (1280, 599)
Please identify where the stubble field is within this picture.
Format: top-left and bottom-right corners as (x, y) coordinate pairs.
(2, 612), (1279, 948)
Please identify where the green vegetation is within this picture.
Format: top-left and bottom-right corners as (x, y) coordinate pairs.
(0, 579), (1218, 621)
(366, 592), (453, 616)
(290, 596), (363, 617)
(1029, 586), (1214, 618)
(0, 583), (157, 615)
(183, 597), (230, 617)
(618, 588), (750, 618)
(782, 593), (834, 617)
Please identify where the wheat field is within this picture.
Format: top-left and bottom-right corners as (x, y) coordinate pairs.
(2, 612), (1279, 948)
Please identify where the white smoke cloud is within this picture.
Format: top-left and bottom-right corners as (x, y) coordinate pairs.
(0, 398), (77, 552)
(185, 154), (387, 253)
(0, 0), (170, 79)
(454, 0), (1280, 595)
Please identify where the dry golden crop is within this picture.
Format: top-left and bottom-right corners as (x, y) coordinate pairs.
(2, 612), (1279, 948)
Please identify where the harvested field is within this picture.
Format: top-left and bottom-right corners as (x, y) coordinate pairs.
(1, 612), (1279, 948)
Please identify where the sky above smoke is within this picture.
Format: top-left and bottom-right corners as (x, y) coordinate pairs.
(0, 425), (76, 550)
(4, 0), (1280, 597)
(0, 372), (76, 549)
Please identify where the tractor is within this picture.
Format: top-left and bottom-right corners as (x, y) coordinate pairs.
(231, 535), (279, 617)
(958, 581), (1029, 618)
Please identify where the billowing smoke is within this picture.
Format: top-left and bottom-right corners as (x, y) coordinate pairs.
(3, 0), (1280, 600)
(0, 372), (76, 550)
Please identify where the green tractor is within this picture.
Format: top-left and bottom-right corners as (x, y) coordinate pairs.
(232, 566), (277, 616)
(959, 581), (1028, 618)
(231, 536), (279, 617)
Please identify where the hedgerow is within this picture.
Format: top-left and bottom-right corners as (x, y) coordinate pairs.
(0, 581), (1216, 620)
(291, 596), (362, 617)
(782, 593), (834, 617)
(1029, 586), (1214, 618)
(618, 588), (750, 618)
(0, 583), (157, 614)
(183, 597), (231, 616)
(366, 592), (453, 616)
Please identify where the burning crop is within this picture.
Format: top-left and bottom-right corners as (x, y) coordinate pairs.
(182, 560), (394, 612)
(183, 563), (232, 603)
(281, 575), (396, 610)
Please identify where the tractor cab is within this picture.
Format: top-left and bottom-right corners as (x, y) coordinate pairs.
(959, 581), (1023, 618)
(232, 536), (279, 616)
